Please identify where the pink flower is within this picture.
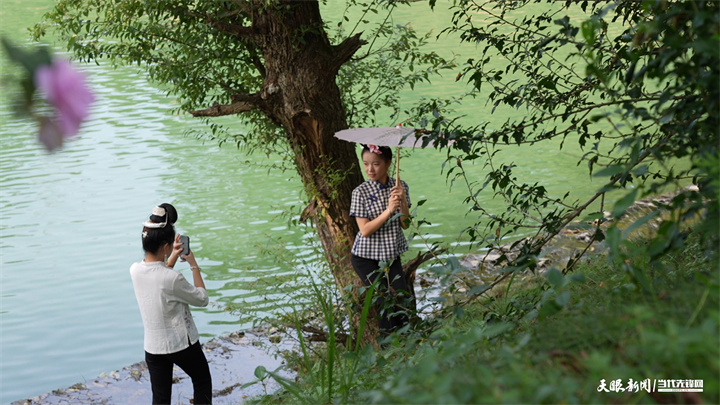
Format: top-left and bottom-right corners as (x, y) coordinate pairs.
(34, 58), (94, 140)
(368, 144), (382, 154)
(37, 117), (64, 152)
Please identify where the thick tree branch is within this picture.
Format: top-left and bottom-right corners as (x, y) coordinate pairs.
(329, 33), (367, 73)
(404, 247), (446, 280)
(189, 93), (263, 117)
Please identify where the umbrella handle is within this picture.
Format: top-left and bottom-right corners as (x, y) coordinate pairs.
(396, 146), (401, 183)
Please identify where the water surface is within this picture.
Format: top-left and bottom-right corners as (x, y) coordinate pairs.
(0, 2), (603, 402)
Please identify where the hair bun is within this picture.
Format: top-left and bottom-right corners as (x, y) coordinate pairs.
(142, 203), (178, 228)
(159, 203), (178, 225)
(143, 208), (166, 228)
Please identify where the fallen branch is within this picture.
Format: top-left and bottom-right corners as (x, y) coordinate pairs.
(295, 325), (350, 343)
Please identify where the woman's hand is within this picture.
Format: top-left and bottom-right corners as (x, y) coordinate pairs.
(166, 234), (183, 267)
(184, 248), (205, 290)
(391, 183), (406, 201)
(168, 234), (199, 268)
(182, 248), (198, 268)
(386, 184), (406, 214)
(386, 194), (400, 213)
(390, 183), (410, 229)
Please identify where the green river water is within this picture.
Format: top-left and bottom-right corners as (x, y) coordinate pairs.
(0, 1), (604, 402)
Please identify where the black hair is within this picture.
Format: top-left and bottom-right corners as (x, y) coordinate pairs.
(141, 203), (177, 254)
(159, 203), (178, 224)
(361, 144), (393, 162)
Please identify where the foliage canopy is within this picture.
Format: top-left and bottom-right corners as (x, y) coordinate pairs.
(418, 0), (719, 280)
(33, 0), (453, 152)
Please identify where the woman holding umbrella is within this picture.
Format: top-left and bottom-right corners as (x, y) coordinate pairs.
(349, 144), (415, 334)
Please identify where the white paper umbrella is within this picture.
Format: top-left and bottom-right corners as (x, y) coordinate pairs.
(334, 125), (437, 181)
(334, 126), (417, 147)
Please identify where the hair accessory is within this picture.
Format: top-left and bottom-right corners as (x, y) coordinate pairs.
(142, 206), (168, 228)
(151, 206), (166, 217)
(368, 144), (382, 155)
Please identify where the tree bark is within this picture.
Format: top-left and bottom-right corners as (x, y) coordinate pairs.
(188, 1), (437, 344)
(247, 0), (379, 343)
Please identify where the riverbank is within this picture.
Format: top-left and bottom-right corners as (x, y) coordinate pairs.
(364, 235), (717, 404)
(252, 224), (718, 403)
(10, 238), (605, 404)
(10, 331), (294, 405)
(13, 188), (708, 404)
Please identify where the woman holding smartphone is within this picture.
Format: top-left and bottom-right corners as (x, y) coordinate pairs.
(129, 203), (212, 404)
(349, 145), (415, 334)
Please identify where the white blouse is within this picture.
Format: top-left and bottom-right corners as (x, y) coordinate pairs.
(129, 261), (209, 354)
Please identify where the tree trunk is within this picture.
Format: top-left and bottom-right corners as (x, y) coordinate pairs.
(250, 1), (379, 343)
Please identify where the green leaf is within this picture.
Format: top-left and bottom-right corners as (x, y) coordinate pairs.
(631, 165), (649, 176)
(583, 212), (605, 222)
(611, 188), (638, 218)
(446, 256), (462, 273)
(623, 210), (660, 237)
(593, 165), (626, 178)
(538, 300), (561, 320)
(240, 380), (259, 389)
(469, 284), (491, 295)
(658, 112), (674, 124)
(555, 290), (570, 307)
(254, 365), (267, 380)
(581, 19), (598, 46)
(1, 37), (53, 73)
(545, 268), (564, 289)
(606, 226), (621, 261)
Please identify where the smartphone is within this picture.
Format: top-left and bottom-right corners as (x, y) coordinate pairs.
(179, 234), (190, 257)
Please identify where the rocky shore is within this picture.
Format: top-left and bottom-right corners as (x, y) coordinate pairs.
(11, 331), (294, 405)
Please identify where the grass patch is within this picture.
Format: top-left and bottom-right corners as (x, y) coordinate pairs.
(249, 231), (719, 404)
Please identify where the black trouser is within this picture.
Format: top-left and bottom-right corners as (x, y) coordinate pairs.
(145, 340), (212, 404)
(351, 255), (415, 333)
